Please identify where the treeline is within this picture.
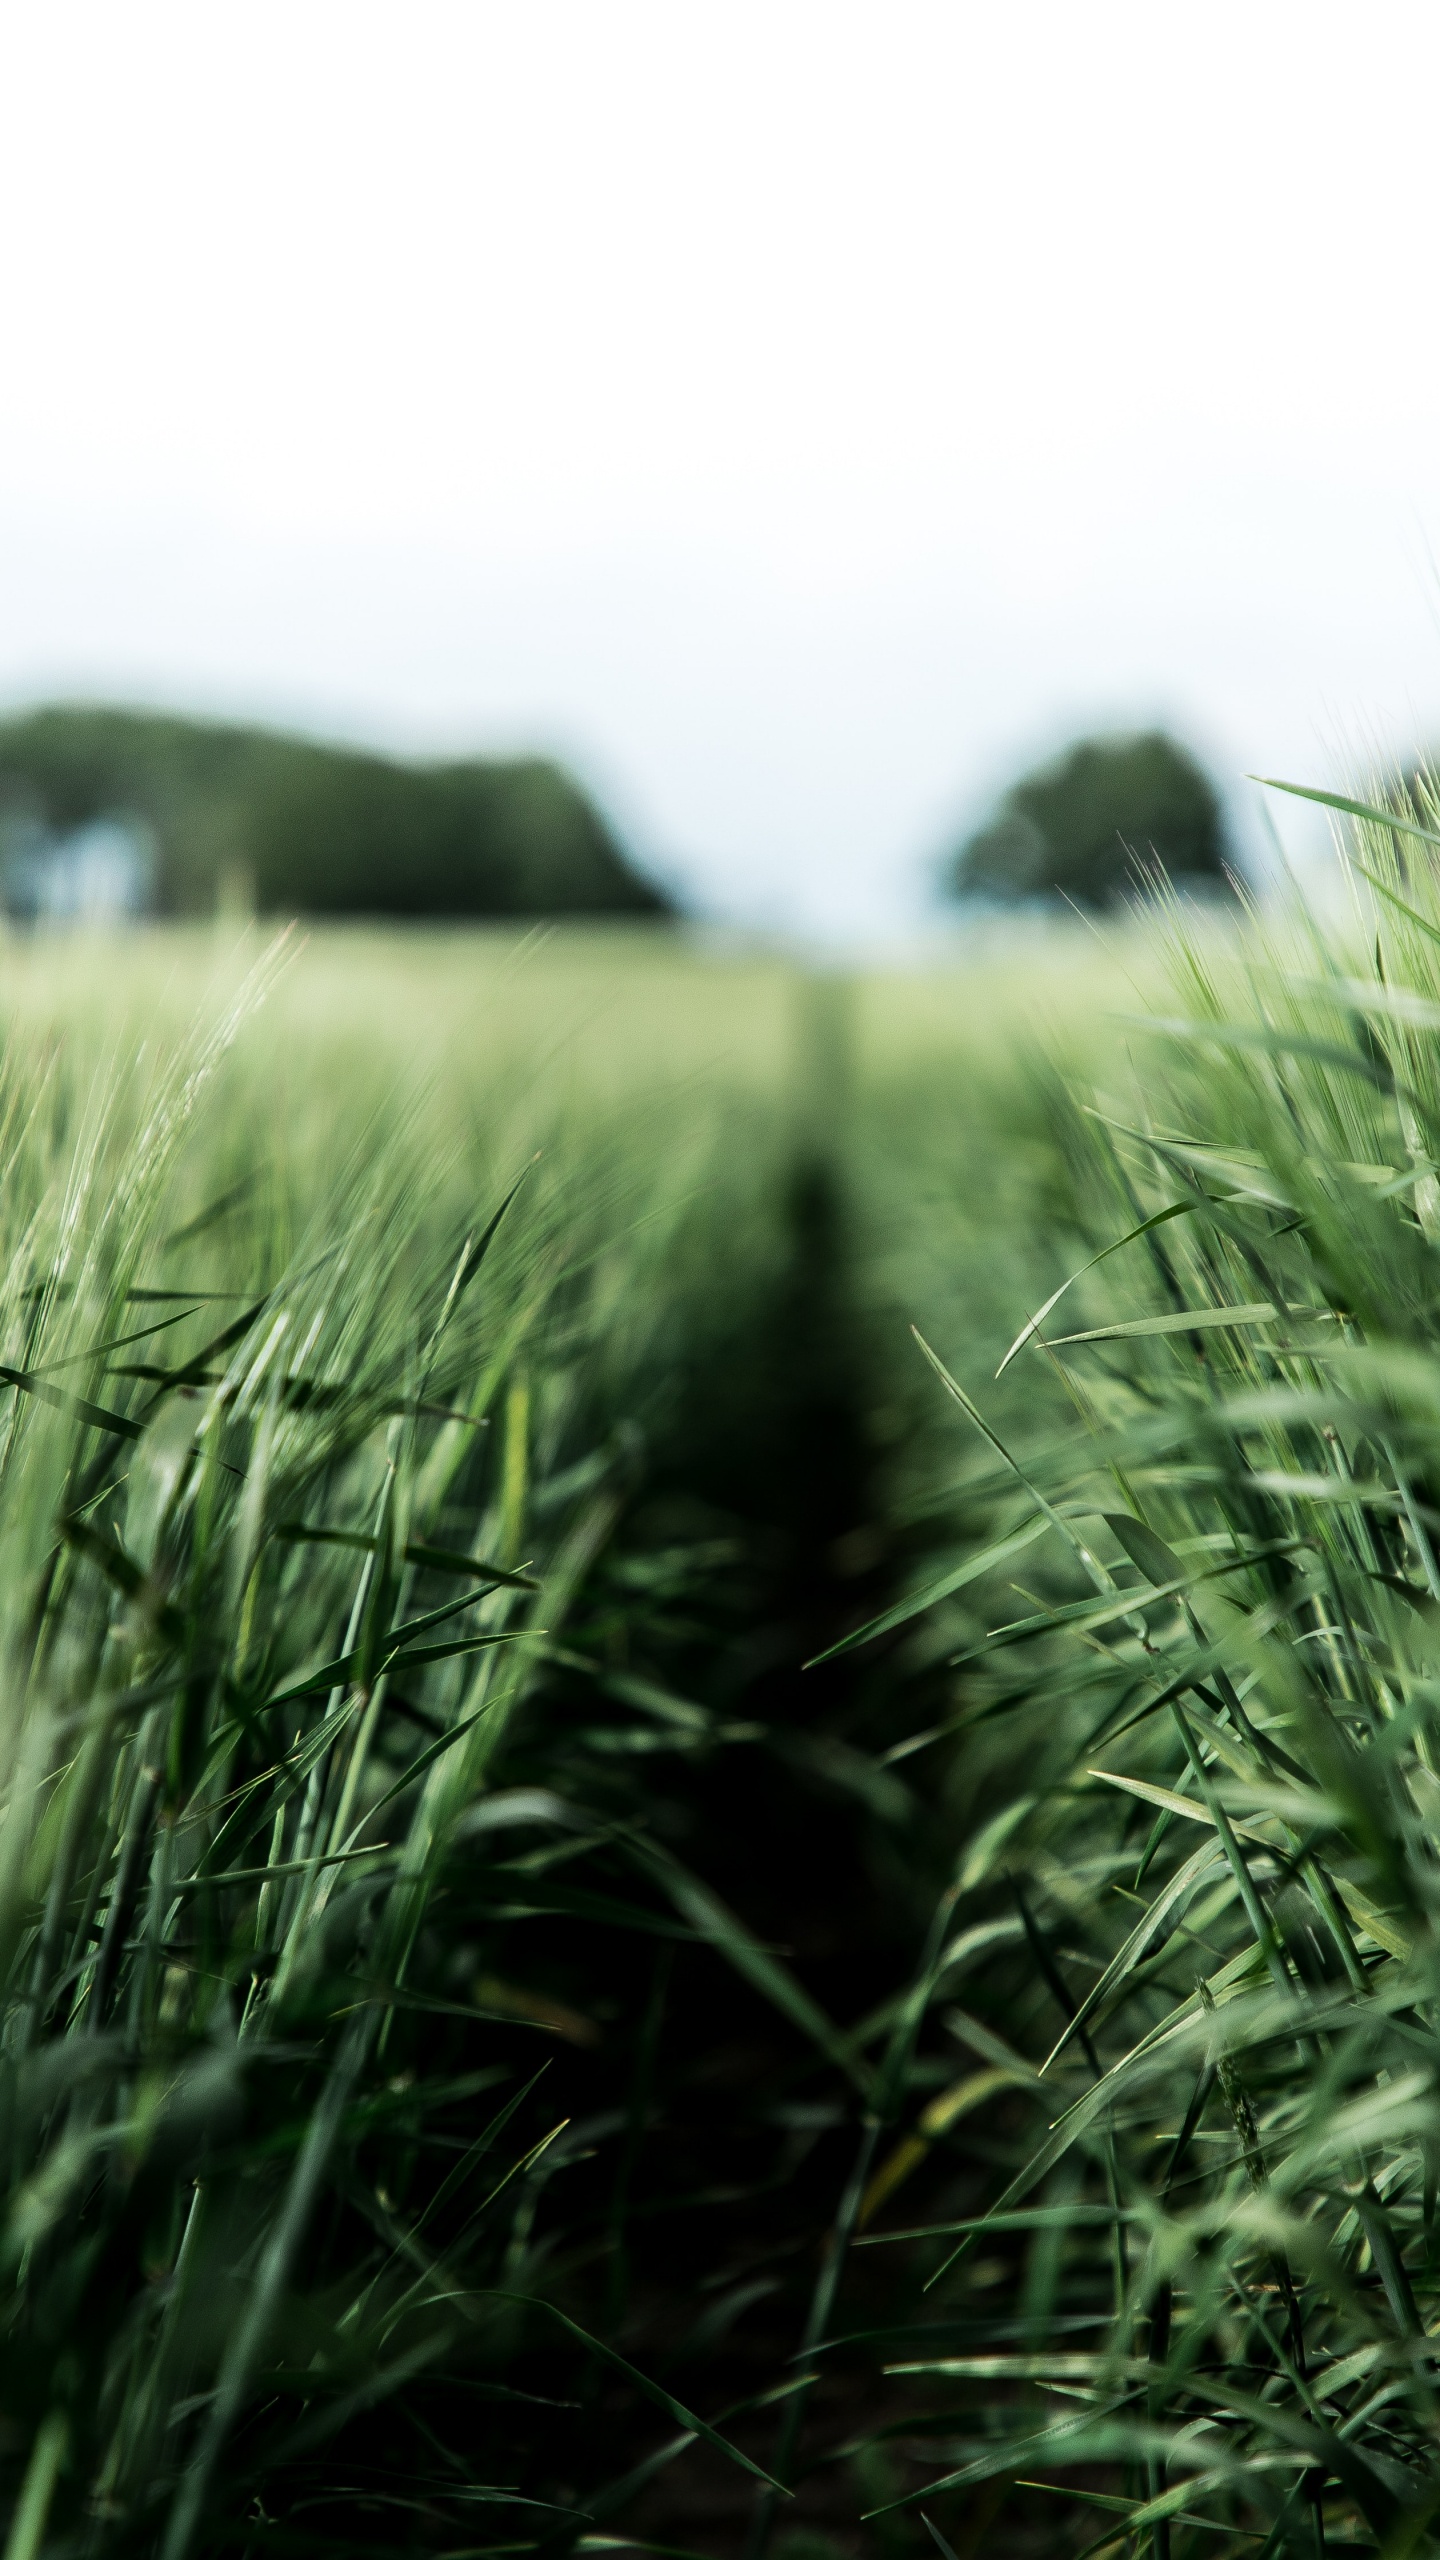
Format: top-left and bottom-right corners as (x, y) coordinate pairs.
(0, 703), (671, 919)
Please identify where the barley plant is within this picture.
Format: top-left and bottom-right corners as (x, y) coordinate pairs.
(17, 886), (1419, 2560)
(853, 790), (1440, 2557)
(0, 930), (834, 2557)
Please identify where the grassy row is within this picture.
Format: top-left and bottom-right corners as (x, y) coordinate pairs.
(857, 810), (1440, 2556)
(0, 944), (620, 2555)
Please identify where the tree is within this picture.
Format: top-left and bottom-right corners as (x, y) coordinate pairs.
(0, 704), (673, 921)
(949, 728), (1233, 908)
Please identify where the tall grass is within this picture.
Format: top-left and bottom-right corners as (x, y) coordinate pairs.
(855, 809), (1440, 2557)
(0, 912), (1190, 2556)
(0, 930), (855, 2555)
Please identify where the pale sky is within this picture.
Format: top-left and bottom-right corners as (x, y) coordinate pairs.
(3, 1), (1440, 933)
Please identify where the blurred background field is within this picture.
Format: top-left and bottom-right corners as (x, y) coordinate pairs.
(0, 913), (1140, 1093)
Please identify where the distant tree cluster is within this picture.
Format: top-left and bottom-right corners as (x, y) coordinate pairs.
(0, 704), (671, 921)
(950, 728), (1234, 909)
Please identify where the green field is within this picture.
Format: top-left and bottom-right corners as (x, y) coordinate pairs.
(4, 870), (1440, 2558)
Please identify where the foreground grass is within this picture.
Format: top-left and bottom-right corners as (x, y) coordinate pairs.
(17, 905), (1394, 2558)
(854, 830), (1440, 2557)
(0, 942), (628, 2556)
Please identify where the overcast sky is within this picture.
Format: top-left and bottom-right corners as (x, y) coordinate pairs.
(3, 1), (1440, 934)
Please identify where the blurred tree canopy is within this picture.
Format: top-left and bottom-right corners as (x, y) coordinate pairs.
(0, 704), (671, 920)
(949, 728), (1233, 908)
